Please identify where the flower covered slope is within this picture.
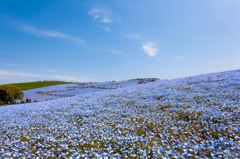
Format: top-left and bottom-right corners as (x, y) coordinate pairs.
(0, 70), (240, 158)
(22, 80), (140, 102)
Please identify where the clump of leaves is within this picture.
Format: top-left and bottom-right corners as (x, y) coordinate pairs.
(177, 111), (203, 122)
(157, 105), (171, 111)
(20, 136), (28, 142)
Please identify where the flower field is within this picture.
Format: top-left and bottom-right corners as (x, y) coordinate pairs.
(0, 70), (239, 158)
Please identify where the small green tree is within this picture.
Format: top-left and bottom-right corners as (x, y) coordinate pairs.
(0, 85), (23, 104)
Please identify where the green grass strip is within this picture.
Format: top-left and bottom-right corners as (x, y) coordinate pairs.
(0, 81), (74, 90)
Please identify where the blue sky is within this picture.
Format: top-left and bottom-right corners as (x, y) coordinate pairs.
(0, 0), (240, 84)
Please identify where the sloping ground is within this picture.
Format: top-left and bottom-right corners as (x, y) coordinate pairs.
(0, 70), (239, 158)
(1, 81), (73, 90)
(22, 80), (140, 102)
(22, 84), (78, 102)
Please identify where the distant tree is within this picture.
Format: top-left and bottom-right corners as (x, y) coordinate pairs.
(0, 89), (8, 104)
(0, 85), (23, 104)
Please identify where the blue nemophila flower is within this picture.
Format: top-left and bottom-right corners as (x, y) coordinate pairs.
(0, 70), (240, 158)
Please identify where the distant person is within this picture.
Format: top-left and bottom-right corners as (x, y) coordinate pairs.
(26, 98), (29, 103)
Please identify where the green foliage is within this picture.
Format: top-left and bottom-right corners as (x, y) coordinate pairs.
(0, 81), (74, 90)
(0, 89), (8, 104)
(177, 111), (203, 122)
(0, 85), (23, 104)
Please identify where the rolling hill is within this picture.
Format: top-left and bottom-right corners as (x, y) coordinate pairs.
(0, 70), (239, 158)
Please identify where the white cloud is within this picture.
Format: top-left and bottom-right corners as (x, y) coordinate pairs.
(89, 7), (113, 24)
(142, 42), (159, 57)
(16, 24), (84, 44)
(89, 6), (116, 32)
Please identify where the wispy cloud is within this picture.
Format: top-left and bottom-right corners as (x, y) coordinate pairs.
(89, 6), (115, 31)
(218, 54), (240, 70)
(170, 56), (187, 66)
(125, 33), (144, 41)
(0, 62), (21, 67)
(0, 70), (45, 78)
(104, 26), (111, 32)
(109, 49), (126, 55)
(142, 42), (159, 57)
(89, 7), (113, 24)
(0, 70), (92, 83)
(17, 25), (84, 44)
(52, 75), (91, 82)
(174, 56), (186, 61)
(37, 68), (57, 73)
(1, 16), (85, 44)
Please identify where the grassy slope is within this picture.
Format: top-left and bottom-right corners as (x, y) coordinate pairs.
(1, 81), (74, 90)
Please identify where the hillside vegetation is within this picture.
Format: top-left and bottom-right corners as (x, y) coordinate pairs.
(0, 70), (239, 158)
(0, 81), (74, 90)
(0, 85), (23, 104)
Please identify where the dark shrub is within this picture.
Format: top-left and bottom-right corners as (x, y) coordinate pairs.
(0, 85), (23, 104)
